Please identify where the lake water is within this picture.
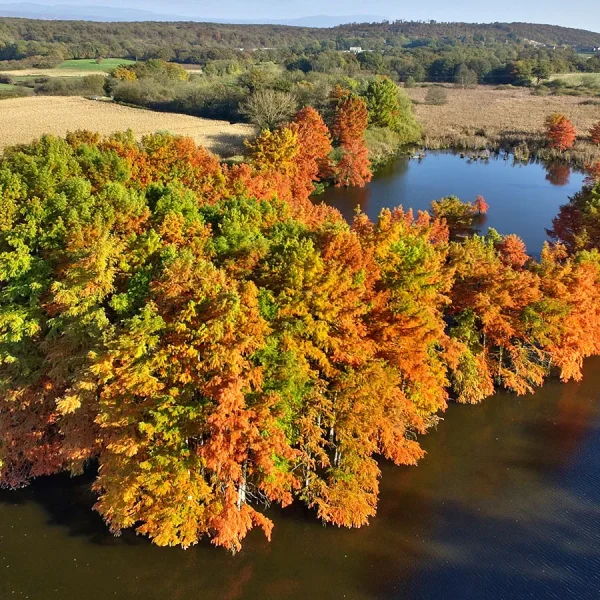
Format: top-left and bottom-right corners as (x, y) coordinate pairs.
(1, 155), (599, 600)
(319, 152), (586, 256)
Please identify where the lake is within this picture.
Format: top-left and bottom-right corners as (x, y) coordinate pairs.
(319, 152), (586, 256)
(1, 154), (599, 600)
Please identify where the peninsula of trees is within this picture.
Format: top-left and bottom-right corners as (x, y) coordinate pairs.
(1, 100), (599, 551)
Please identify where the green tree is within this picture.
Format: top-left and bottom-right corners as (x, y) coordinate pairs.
(363, 76), (421, 144)
(532, 60), (553, 84)
(454, 64), (478, 88)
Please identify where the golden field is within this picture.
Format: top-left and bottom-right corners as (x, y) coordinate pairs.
(0, 96), (255, 156)
(406, 86), (600, 139)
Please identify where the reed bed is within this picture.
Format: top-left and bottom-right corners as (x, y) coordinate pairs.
(406, 86), (600, 166)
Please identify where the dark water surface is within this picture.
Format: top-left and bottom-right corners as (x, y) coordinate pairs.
(2, 359), (600, 600)
(320, 152), (586, 256)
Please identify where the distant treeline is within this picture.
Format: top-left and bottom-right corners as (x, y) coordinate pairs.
(1, 17), (599, 83)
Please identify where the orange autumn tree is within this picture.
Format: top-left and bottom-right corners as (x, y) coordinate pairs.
(92, 219), (295, 551)
(496, 233), (529, 269)
(230, 125), (300, 208)
(590, 121), (600, 146)
(331, 93), (372, 187)
(532, 244), (600, 382)
(289, 106), (333, 199)
(354, 207), (454, 418)
(447, 232), (545, 402)
(548, 181), (600, 253)
(545, 113), (577, 151)
(474, 195), (489, 215)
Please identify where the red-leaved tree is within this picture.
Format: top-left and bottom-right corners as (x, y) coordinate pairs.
(474, 195), (489, 214)
(590, 121), (600, 146)
(289, 106), (333, 199)
(545, 113), (577, 151)
(331, 95), (372, 187)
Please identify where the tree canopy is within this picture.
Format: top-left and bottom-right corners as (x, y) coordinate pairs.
(1, 120), (600, 552)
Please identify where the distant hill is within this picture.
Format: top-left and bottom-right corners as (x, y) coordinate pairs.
(331, 21), (600, 48)
(0, 4), (386, 27)
(241, 15), (388, 28)
(0, 15), (598, 58)
(0, 3), (186, 21)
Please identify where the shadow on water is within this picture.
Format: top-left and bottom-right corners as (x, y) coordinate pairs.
(2, 358), (600, 599)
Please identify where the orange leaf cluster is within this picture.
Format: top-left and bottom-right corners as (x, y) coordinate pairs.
(590, 121), (600, 146)
(545, 113), (577, 151)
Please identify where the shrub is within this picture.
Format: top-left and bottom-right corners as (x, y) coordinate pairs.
(34, 75), (106, 97)
(591, 121), (600, 146)
(364, 127), (402, 165)
(581, 75), (600, 90)
(425, 86), (448, 105)
(0, 86), (32, 99)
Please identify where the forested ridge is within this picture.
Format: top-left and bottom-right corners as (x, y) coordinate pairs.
(1, 104), (600, 551)
(2, 18), (600, 52)
(1, 16), (599, 68)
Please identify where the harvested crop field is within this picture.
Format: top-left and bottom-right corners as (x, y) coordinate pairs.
(406, 86), (600, 139)
(0, 96), (255, 156)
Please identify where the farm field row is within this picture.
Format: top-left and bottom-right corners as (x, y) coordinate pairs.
(0, 58), (136, 78)
(0, 96), (254, 156)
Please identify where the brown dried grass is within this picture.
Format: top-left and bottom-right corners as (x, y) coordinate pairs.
(406, 86), (600, 138)
(0, 96), (255, 156)
(405, 86), (600, 166)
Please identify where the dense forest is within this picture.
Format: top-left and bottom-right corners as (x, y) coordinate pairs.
(2, 18), (600, 55)
(1, 103), (600, 550)
(1, 17), (599, 81)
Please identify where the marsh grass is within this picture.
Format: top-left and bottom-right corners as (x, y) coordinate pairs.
(407, 85), (600, 167)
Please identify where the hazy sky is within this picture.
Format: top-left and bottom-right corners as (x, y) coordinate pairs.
(1, 0), (599, 31)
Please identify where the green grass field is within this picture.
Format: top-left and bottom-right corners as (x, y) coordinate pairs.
(0, 82), (17, 90)
(58, 58), (136, 72)
(549, 72), (600, 87)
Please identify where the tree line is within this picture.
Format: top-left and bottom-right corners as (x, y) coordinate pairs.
(1, 17), (599, 85)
